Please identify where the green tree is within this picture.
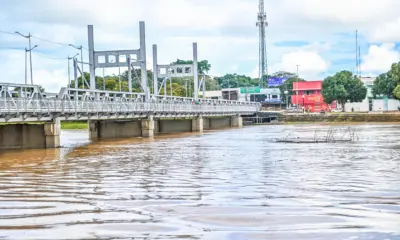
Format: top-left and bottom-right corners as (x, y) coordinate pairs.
(215, 74), (259, 88)
(388, 62), (400, 82)
(171, 59), (211, 74)
(321, 70), (367, 111)
(269, 71), (297, 79)
(372, 73), (397, 98)
(278, 77), (305, 105)
(393, 85), (400, 100)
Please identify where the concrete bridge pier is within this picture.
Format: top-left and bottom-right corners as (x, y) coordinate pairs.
(44, 118), (61, 148)
(192, 116), (203, 132)
(141, 116), (154, 138)
(0, 118), (61, 150)
(88, 120), (99, 140)
(88, 118), (155, 140)
(231, 115), (243, 128)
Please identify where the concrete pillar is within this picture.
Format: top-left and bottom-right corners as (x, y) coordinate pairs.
(231, 115), (243, 128)
(141, 116), (154, 138)
(88, 120), (99, 140)
(192, 116), (203, 132)
(44, 118), (61, 148)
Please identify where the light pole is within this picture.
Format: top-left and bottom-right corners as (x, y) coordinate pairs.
(16, 31), (34, 84)
(24, 45), (38, 85)
(68, 53), (79, 88)
(69, 44), (85, 87)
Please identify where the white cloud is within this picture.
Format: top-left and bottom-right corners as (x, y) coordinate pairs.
(270, 49), (329, 80)
(1, 0), (400, 92)
(361, 43), (400, 74)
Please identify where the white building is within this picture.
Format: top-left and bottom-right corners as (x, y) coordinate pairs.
(345, 77), (400, 112)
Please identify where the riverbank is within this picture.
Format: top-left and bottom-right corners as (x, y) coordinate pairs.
(284, 113), (400, 123)
(60, 121), (88, 130)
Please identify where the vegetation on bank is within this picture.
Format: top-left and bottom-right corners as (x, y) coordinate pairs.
(61, 121), (88, 130)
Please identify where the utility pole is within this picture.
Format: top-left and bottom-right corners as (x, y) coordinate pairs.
(257, 0), (268, 88)
(16, 32), (34, 84)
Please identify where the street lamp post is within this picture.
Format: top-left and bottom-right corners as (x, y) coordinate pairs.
(24, 45), (38, 85)
(68, 53), (79, 88)
(16, 31), (35, 84)
(69, 44), (85, 88)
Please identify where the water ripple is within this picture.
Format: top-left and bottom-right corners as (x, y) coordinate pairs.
(0, 124), (400, 239)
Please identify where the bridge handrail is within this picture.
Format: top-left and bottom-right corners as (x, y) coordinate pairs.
(0, 98), (260, 115)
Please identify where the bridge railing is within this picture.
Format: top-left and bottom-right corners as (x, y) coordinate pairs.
(0, 98), (260, 116)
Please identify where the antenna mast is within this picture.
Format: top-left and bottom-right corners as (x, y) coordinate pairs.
(257, 0), (268, 87)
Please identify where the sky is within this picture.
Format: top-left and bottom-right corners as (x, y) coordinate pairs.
(1, 0), (400, 92)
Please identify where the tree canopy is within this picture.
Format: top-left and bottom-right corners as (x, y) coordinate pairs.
(269, 71), (297, 79)
(393, 85), (400, 100)
(372, 73), (397, 98)
(215, 74), (259, 89)
(171, 59), (211, 74)
(321, 70), (367, 110)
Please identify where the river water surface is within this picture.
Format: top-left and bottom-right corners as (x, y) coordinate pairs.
(1, 124), (400, 240)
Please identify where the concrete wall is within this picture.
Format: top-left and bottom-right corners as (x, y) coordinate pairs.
(372, 99), (400, 111)
(209, 117), (231, 129)
(345, 99), (369, 112)
(0, 121), (60, 150)
(159, 120), (192, 133)
(94, 120), (142, 139)
(285, 114), (400, 122)
(345, 99), (400, 112)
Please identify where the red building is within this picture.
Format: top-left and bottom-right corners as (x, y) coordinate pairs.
(291, 81), (336, 112)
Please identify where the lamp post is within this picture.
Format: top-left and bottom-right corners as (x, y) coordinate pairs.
(24, 45), (38, 85)
(68, 53), (79, 88)
(69, 44), (85, 88)
(16, 31), (34, 84)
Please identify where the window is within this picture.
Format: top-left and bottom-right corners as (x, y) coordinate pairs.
(305, 90), (314, 95)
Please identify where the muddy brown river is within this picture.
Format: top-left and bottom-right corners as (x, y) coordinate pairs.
(1, 124), (400, 240)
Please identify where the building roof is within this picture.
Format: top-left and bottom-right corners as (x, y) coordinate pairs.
(293, 81), (322, 91)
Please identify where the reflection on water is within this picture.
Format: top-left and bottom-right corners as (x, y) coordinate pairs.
(1, 124), (400, 240)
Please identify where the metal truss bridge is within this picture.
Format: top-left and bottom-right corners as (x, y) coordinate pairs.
(0, 83), (260, 123)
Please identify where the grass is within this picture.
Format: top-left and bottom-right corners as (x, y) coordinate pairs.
(61, 121), (88, 130)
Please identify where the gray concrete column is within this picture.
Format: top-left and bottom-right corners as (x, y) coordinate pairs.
(88, 120), (99, 140)
(141, 116), (154, 138)
(44, 118), (61, 148)
(192, 116), (203, 132)
(231, 115), (243, 128)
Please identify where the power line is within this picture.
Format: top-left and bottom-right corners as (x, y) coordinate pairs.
(1, 29), (86, 50)
(31, 35), (70, 47)
(0, 46), (68, 59)
(0, 46), (25, 50)
(0, 30), (17, 35)
(32, 51), (68, 60)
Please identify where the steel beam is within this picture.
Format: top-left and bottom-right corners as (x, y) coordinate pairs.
(88, 25), (96, 90)
(139, 21), (148, 100)
(152, 44), (158, 95)
(193, 42), (199, 99)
